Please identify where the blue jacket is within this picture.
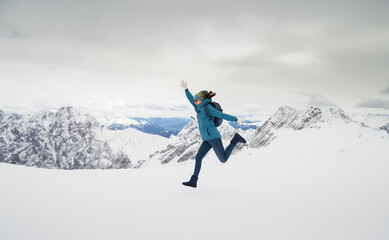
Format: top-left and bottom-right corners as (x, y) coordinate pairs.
(185, 89), (238, 141)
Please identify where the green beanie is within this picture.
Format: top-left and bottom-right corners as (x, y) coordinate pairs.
(194, 90), (208, 101)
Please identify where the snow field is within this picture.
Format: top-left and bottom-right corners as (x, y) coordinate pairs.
(1, 120), (388, 240)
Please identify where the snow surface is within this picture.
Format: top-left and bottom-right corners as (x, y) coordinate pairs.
(1, 119), (389, 240)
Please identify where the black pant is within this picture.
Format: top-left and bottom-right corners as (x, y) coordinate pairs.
(193, 138), (235, 177)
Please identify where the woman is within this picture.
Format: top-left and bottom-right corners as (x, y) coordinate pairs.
(180, 80), (247, 188)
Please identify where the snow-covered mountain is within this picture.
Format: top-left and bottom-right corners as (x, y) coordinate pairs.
(104, 127), (171, 164)
(131, 117), (191, 133)
(351, 113), (389, 128)
(99, 116), (140, 130)
(126, 120), (178, 138)
(248, 106), (355, 148)
(0, 107), (134, 169)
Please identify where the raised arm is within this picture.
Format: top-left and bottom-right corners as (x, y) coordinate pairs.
(180, 80), (196, 109)
(185, 89), (197, 109)
(206, 104), (238, 122)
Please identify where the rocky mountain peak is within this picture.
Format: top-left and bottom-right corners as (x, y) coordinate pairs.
(249, 106), (353, 148)
(0, 106), (132, 169)
(267, 106), (352, 130)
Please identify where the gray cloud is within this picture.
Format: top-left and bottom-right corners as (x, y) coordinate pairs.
(299, 93), (336, 107)
(356, 98), (389, 110)
(1, 0), (389, 115)
(0, 23), (23, 38)
(380, 87), (389, 95)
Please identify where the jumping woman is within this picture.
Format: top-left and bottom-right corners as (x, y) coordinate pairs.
(180, 80), (247, 188)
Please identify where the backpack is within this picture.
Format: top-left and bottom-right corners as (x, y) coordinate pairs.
(204, 102), (223, 127)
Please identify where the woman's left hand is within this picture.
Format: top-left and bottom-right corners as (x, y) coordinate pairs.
(180, 80), (188, 90)
(237, 118), (245, 124)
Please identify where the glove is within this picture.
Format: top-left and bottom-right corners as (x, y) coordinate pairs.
(180, 80), (188, 90)
(237, 118), (245, 124)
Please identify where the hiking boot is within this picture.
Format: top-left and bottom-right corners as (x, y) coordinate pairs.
(231, 133), (247, 145)
(182, 175), (198, 188)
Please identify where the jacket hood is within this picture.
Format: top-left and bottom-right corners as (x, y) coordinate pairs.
(198, 98), (212, 108)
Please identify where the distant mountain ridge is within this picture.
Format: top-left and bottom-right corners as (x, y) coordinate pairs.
(103, 117), (190, 138)
(104, 117), (258, 138)
(0, 105), (380, 170)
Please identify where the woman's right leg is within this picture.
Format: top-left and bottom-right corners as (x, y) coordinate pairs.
(193, 141), (212, 177)
(208, 138), (235, 163)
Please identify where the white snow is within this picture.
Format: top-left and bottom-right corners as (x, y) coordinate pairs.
(103, 127), (170, 162)
(1, 118), (389, 240)
(98, 115), (139, 127)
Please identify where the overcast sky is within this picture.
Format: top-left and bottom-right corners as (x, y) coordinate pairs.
(1, 0), (389, 119)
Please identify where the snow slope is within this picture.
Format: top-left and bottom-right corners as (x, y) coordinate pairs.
(1, 118), (388, 240)
(103, 127), (170, 163)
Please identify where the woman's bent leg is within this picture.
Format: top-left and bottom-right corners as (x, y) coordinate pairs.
(193, 141), (212, 177)
(208, 138), (235, 163)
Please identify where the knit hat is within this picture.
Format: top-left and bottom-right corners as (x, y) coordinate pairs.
(194, 90), (208, 101)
